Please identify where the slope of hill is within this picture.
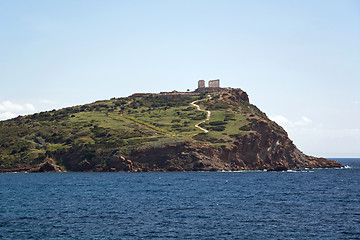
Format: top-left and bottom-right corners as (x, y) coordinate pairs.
(0, 88), (342, 172)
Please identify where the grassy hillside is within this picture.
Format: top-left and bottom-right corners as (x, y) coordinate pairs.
(0, 88), (285, 171)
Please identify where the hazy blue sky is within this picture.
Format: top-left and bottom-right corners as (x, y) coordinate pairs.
(1, 0), (359, 157)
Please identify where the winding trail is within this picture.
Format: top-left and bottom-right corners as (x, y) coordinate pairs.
(190, 95), (211, 133)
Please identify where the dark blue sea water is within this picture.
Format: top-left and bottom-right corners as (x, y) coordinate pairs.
(0, 158), (359, 240)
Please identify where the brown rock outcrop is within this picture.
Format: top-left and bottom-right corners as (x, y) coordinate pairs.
(125, 119), (343, 172)
(29, 158), (64, 172)
(232, 88), (250, 103)
(108, 155), (133, 171)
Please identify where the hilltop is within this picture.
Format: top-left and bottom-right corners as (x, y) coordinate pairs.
(0, 87), (342, 172)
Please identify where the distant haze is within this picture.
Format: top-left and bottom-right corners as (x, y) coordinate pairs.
(0, 0), (359, 157)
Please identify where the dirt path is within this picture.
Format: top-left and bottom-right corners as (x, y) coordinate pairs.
(190, 95), (211, 133)
(120, 115), (173, 136)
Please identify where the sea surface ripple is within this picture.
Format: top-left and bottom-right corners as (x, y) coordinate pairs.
(0, 158), (359, 239)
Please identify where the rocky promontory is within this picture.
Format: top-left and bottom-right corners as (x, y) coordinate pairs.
(123, 119), (342, 172)
(0, 87), (342, 172)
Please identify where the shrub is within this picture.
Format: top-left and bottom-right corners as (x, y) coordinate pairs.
(208, 102), (229, 110)
(230, 133), (242, 138)
(193, 133), (217, 142)
(210, 125), (225, 131)
(211, 95), (220, 100)
(188, 112), (206, 121)
(209, 121), (225, 126)
(224, 113), (236, 121)
(91, 126), (108, 138)
(239, 125), (251, 131)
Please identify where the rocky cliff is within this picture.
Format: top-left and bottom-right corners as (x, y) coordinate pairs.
(123, 120), (342, 172)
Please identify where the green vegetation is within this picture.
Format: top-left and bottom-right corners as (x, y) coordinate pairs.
(0, 89), (285, 170)
(239, 125), (251, 131)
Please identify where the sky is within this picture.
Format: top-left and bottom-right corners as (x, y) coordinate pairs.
(0, 0), (359, 157)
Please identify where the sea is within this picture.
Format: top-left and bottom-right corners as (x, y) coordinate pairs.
(0, 158), (359, 240)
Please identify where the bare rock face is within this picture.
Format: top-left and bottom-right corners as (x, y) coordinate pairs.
(126, 119), (343, 172)
(108, 155), (133, 171)
(38, 161), (56, 172)
(232, 88), (250, 103)
(30, 158), (64, 172)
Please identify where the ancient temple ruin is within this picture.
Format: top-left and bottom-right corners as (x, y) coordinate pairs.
(198, 80), (205, 89)
(131, 79), (223, 97)
(208, 79), (220, 88)
(197, 79), (220, 89)
(195, 79), (222, 93)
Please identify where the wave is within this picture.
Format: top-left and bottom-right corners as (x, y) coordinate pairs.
(287, 170), (314, 173)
